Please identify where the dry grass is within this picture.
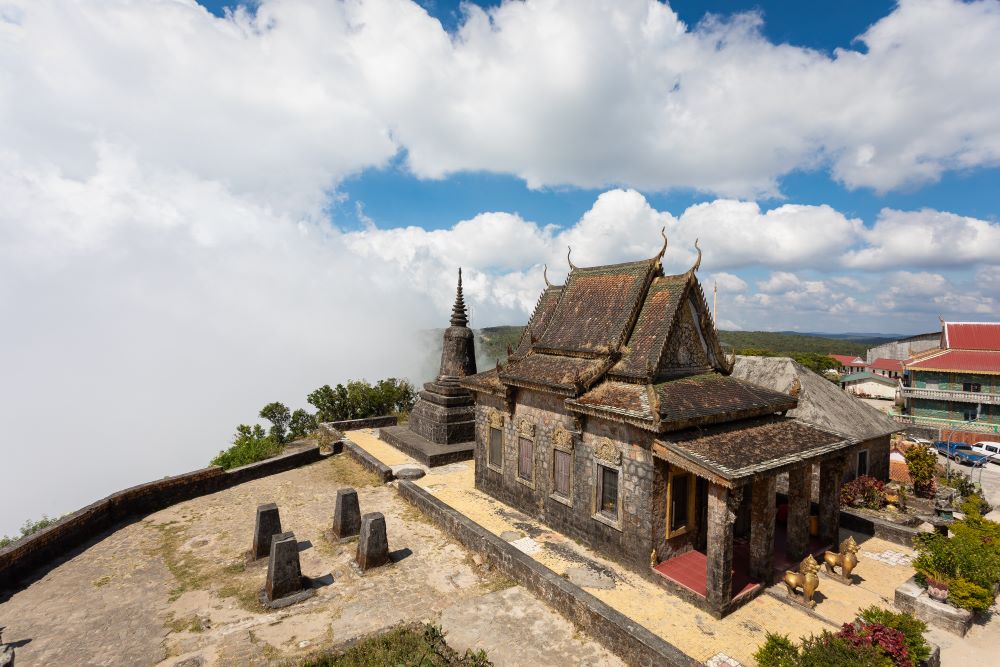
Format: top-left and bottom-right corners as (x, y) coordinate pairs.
(323, 455), (380, 488)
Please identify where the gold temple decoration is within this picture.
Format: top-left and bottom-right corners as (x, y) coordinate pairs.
(487, 409), (505, 430)
(823, 535), (860, 585)
(595, 437), (622, 466)
(517, 418), (535, 439)
(783, 554), (821, 608)
(552, 426), (575, 452)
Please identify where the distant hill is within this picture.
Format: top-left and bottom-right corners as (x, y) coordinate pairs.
(473, 326), (882, 364)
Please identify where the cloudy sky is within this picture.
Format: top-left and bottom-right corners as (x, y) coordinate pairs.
(2, 0), (999, 534)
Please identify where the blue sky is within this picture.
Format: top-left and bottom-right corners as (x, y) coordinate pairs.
(3, 0), (1000, 533)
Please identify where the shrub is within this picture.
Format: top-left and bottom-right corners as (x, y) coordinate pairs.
(904, 446), (937, 498)
(948, 577), (993, 613)
(857, 606), (930, 666)
(0, 514), (61, 549)
(841, 476), (887, 509)
(289, 409), (318, 441)
(210, 424), (282, 470)
(798, 631), (892, 667)
(960, 493), (992, 517)
(755, 633), (799, 667)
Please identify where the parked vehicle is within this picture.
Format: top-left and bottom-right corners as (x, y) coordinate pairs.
(934, 441), (989, 466)
(972, 441), (1000, 464)
(910, 437), (934, 448)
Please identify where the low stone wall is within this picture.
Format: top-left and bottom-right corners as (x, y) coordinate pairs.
(839, 507), (923, 547)
(0, 445), (325, 591)
(895, 576), (973, 637)
(397, 480), (697, 667)
(325, 416), (398, 431)
(343, 440), (395, 484)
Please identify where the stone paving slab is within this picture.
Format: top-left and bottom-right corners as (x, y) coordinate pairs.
(0, 454), (621, 667)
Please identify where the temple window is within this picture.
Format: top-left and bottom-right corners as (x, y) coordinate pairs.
(666, 468), (695, 537)
(598, 465), (619, 519)
(488, 426), (503, 470)
(517, 436), (534, 482)
(552, 449), (572, 498)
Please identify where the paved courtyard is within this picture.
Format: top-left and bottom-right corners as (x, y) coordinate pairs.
(346, 429), (920, 666)
(0, 454), (622, 667)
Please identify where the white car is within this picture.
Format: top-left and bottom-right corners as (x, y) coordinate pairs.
(910, 437), (934, 449)
(971, 441), (1000, 464)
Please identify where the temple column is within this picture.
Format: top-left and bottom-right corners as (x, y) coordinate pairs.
(786, 464), (811, 562)
(819, 456), (846, 547)
(749, 475), (777, 583)
(705, 482), (742, 613)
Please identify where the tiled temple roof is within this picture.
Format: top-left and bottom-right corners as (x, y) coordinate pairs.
(655, 416), (853, 484)
(535, 258), (657, 356)
(460, 240), (809, 438)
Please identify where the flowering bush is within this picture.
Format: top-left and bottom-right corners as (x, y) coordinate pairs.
(841, 476), (887, 509)
(838, 622), (909, 666)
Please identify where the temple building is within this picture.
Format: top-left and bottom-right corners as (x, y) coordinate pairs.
(459, 238), (862, 617)
(382, 269), (478, 466)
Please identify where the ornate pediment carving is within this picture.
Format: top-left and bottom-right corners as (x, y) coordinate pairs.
(594, 437), (622, 466)
(552, 426), (574, 452)
(517, 418), (535, 439)
(487, 409), (505, 430)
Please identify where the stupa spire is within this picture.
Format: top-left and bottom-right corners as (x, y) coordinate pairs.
(450, 267), (468, 327)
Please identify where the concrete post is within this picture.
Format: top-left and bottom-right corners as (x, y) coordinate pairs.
(749, 475), (777, 583)
(252, 503), (282, 560)
(819, 456), (846, 547)
(332, 488), (361, 540)
(265, 531), (302, 601)
(705, 483), (741, 613)
(356, 512), (389, 572)
(786, 465), (811, 562)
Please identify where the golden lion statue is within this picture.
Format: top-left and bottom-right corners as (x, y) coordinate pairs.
(823, 536), (860, 584)
(783, 554), (821, 608)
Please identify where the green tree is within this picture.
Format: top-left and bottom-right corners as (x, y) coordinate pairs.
(259, 401), (292, 443)
(307, 378), (417, 423)
(904, 446), (937, 498)
(211, 424), (281, 469)
(289, 409), (317, 440)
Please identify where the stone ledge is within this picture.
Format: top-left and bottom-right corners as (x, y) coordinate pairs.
(839, 508), (922, 548)
(324, 415), (398, 431)
(0, 444), (326, 591)
(396, 480), (698, 667)
(894, 576), (974, 637)
(343, 439), (395, 483)
(380, 426), (475, 467)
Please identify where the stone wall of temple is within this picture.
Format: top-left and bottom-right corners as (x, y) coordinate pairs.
(473, 389), (656, 573)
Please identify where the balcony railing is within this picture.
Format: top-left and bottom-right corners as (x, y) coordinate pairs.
(889, 411), (1000, 435)
(900, 386), (1000, 405)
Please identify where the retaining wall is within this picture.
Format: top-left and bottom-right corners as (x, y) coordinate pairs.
(839, 507), (922, 547)
(325, 416), (398, 431)
(397, 480), (697, 667)
(0, 444), (329, 590)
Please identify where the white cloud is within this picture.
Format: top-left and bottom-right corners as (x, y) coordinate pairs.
(845, 208), (1000, 269)
(709, 272), (748, 293)
(4, 0), (1000, 201)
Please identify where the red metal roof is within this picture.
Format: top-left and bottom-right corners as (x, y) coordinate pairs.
(870, 358), (904, 372)
(907, 349), (1000, 374)
(829, 354), (865, 366)
(944, 322), (1000, 351)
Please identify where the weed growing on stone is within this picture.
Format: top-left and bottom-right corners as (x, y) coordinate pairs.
(324, 455), (380, 488)
(92, 575), (111, 588)
(297, 622), (493, 666)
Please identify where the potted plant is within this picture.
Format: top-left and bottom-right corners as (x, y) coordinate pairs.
(925, 574), (950, 601)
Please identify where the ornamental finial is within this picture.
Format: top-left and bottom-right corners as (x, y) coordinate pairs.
(690, 238), (702, 273)
(656, 227), (668, 260)
(543, 264), (552, 288)
(450, 267), (468, 327)
(567, 246), (577, 271)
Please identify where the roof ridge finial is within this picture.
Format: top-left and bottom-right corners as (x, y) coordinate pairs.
(567, 246), (577, 271)
(689, 238), (702, 273)
(656, 227), (668, 260)
(450, 267), (468, 327)
(543, 264), (552, 288)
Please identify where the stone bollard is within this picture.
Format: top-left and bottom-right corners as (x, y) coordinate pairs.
(265, 531), (303, 602)
(332, 488), (361, 541)
(252, 503), (282, 560)
(356, 512), (389, 572)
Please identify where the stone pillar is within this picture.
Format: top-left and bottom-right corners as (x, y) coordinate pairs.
(749, 475), (777, 583)
(705, 483), (741, 612)
(265, 531), (302, 601)
(332, 488), (361, 540)
(356, 512), (389, 572)
(252, 502), (282, 560)
(786, 465), (811, 562)
(819, 456), (846, 547)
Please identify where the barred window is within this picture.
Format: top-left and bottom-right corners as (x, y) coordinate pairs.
(553, 449), (572, 497)
(488, 427), (503, 468)
(518, 436), (534, 481)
